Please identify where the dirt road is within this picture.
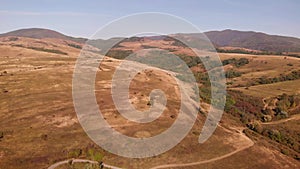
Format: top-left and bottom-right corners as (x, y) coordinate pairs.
(150, 127), (254, 169)
(263, 114), (300, 125)
(47, 159), (122, 169)
(48, 126), (254, 169)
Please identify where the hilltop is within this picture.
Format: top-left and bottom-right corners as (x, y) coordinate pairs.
(0, 28), (87, 43)
(205, 29), (300, 53)
(2, 28), (300, 54)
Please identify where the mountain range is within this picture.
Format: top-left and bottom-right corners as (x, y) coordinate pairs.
(1, 28), (300, 53)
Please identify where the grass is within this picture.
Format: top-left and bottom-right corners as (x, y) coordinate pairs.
(245, 119), (300, 160)
(1, 39), (300, 169)
(12, 44), (68, 55)
(0, 43), (236, 169)
(218, 53), (300, 87)
(230, 79), (300, 98)
(262, 120), (300, 156)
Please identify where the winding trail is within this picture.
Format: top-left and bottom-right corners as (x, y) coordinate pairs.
(48, 126), (254, 169)
(149, 127), (254, 169)
(263, 114), (300, 125)
(47, 159), (122, 169)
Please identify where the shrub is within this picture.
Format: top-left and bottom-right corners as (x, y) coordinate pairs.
(106, 49), (133, 59)
(217, 48), (284, 56)
(68, 149), (82, 158)
(226, 90), (264, 124)
(247, 121), (263, 133)
(93, 152), (103, 161)
(225, 69), (242, 78)
(225, 95), (236, 112)
(262, 115), (272, 122)
(199, 86), (211, 103)
(67, 43), (82, 49)
(141, 45), (156, 49)
(28, 47), (68, 55)
(222, 58), (249, 67)
(235, 58), (249, 67)
(13, 44), (68, 55)
(256, 70), (300, 85)
(87, 148), (103, 161)
(176, 54), (202, 68)
(281, 148), (290, 155)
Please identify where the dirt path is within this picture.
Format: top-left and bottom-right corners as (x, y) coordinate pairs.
(47, 126), (254, 169)
(149, 127), (254, 169)
(47, 159), (122, 169)
(263, 114), (300, 125)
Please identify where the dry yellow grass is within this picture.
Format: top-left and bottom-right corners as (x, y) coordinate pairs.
(0, 38), (239, 169)
(217, 53), (300, 87)
(230, 79), (300, 98)
(0, 37), (299, 169)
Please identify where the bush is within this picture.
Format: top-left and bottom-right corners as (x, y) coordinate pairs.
(225, 95), (236, 112)
(68, 43), (82, 49)
(199, 86), (211, 103)
(262, 115), (272, 122)
(68, 149), (82, 158)
(106, 49), (133, 59)
(13, 44), (68, 55)
(226, 90), (264, 124)
(222, 58), (249, 67)
(28, 47), (68, 55)
(281, 148), (290, 155)
(247, 121), (263, 133)
(87, 148), (103, 161)
(176, 54), (202, 68)
(217, 48), (283, 56)
(235, 58), (249, 67)
(225, 69), (242, 78)
(256, 70), (300, 85)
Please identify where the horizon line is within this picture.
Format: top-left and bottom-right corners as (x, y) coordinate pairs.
(1, 27), (300, 40)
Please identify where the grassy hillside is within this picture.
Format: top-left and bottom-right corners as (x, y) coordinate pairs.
(3, 28), (300, 54)
(205, 29), (300, 52)
(0, 28), (87, 43)
(0, 34), (300, 169)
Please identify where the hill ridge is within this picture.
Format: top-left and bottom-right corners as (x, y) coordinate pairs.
(0, 28), (87, 43)
(2, 28), (300, 52)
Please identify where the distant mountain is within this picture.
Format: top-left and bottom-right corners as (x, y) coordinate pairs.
(204, 29), (300, 53)
(2, 28), (300, 53)
(0, 28), (87, 43)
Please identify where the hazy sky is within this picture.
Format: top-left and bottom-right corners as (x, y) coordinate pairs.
(0, 0), (299, 38)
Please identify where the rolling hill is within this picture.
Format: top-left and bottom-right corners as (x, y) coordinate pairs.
(2, 28), (300, 53)
(0, 28), (300, 168)
(173, 29), (300, 53)
(0, 28), (87, 43)
(204, 29), (300, 53)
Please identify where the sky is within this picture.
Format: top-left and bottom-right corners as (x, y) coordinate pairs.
(0, 0), (300, 38)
